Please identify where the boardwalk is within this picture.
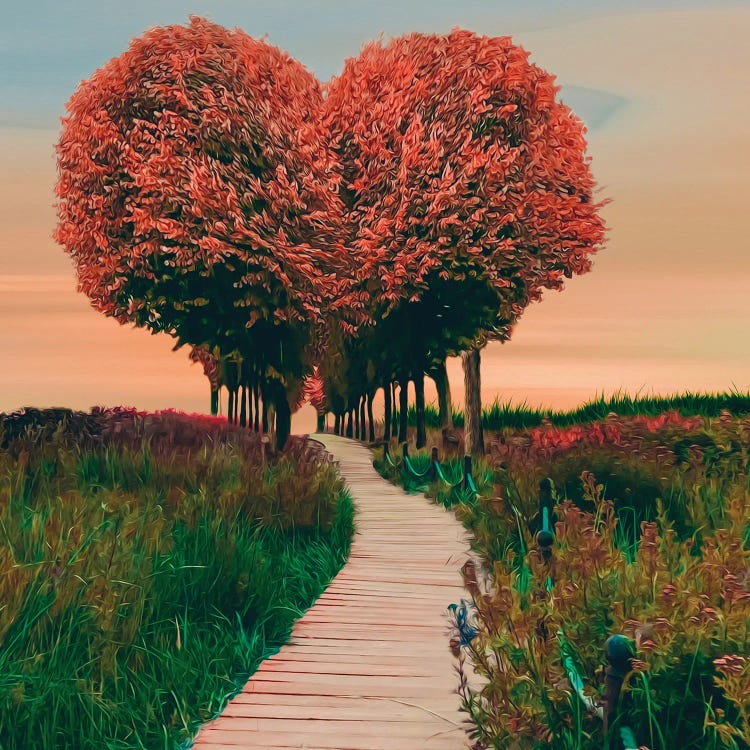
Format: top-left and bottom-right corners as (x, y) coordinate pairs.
(191, 434), (473, 750)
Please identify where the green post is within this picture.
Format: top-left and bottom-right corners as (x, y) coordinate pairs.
(430, 446), (439, 482)
(462, 455), (472, 491)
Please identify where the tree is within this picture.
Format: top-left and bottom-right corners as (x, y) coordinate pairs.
(324, 30), (607, 451)
(55, 16), (345, 450)
(303, 369), (327, 432)
(188, 345), (221, 415)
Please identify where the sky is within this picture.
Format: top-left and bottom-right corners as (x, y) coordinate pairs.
(1, 0), (749, 431)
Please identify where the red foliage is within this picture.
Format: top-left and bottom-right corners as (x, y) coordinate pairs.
(302, 368), (328, 414)
(55, 16), (345, 345)
(493, 410), (706, 464)
(324, 29), (607, 338)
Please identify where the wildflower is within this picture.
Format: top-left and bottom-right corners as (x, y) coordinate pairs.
(659, 583), (678, 606)
(688, 606), (719, 627)
(713, 655), (746, 677)
(448, 599), (478, 646)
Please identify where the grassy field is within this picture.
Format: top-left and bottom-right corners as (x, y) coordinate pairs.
(405, 388), (750, 431)
(377, 395), (750, 749)
(0, 408), (353, 750)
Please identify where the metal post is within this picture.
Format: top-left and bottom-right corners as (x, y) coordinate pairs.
(539, 478), (555, 524)
(462, 455), (472, 491)
(430, 446), (439, 482)
(537, 477), (556, 562)
(604, 634), (634, 736)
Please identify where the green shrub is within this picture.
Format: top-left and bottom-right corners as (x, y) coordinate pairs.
(456, 481), (750, 750)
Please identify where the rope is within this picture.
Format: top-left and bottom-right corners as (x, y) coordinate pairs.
(557, 629), (603, 719)
(435, 461), (463, 487)
(620, 726), (639, 750)
(385, 450), (402, 469)
(404, 454), (432, 479)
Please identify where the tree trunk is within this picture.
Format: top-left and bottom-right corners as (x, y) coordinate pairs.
(247, 383), (254, 429)
(391, 382), (399, 437)
(383, 380), (392, 442)
(266, 402), (276, 454)
(432, 360), (454, 429)
(228, 388), (235, 424)
(462, 347), (484, 455)
(354, 400), (361, 440)
(414, 371), (426, 449)
(344, 409), (352, 438)
(359, 397), (366, 442)
(367, 393), (375, 443)
(275, 392), (291, 451)
(210, 386), (219, 416)
(262, 396), (268, 434)
(316, 413), (325, 432)
(398, 379), (409, 443)
(239, 385), (247, 428)
(253, 384), (260, 431)
(334, 413), (341, 435)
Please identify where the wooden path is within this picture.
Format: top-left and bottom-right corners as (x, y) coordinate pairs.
(191, 433), (473, 750)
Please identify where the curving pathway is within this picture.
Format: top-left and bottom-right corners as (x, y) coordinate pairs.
(191, 433), (472, 750)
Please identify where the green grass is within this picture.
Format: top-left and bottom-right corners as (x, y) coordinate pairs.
(0, 412), (353, 750)
(406, 387), (750, 431)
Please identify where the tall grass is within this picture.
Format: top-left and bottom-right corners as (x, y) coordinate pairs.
(406, 387), (750, 431)
(0, 409), (353, 750)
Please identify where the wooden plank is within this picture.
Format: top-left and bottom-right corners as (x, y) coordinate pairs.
(227, 693), (462, 711)
(204, 718), (465, 737)
(198, 728), (463, 749)
(258, 661), (439, 677)
(221, 702), (459, 721)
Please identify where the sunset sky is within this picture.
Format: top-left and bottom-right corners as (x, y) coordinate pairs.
(2, 1), (749, 432)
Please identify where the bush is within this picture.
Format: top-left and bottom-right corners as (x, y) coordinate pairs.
(457, 479), (750, 750)
(452, 413), (750, 749)
(377, 408), (750, 748)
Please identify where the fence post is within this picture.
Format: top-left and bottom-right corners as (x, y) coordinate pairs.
(462, 455), (472, 491)
(603, 635), (634, 737)
(260, 435), (270, 464)
(430, 446), (439, 482)
(539, 478), (555, 527)
(537, 477), (556, 562)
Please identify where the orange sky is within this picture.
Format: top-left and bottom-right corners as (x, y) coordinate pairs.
(1, 7), (748, 434)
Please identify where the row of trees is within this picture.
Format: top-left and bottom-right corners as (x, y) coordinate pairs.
(55, 18), (606, 451)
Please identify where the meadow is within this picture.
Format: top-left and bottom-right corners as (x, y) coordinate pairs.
(376, 392), (750, 749)
(0, 407), (353, 750)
